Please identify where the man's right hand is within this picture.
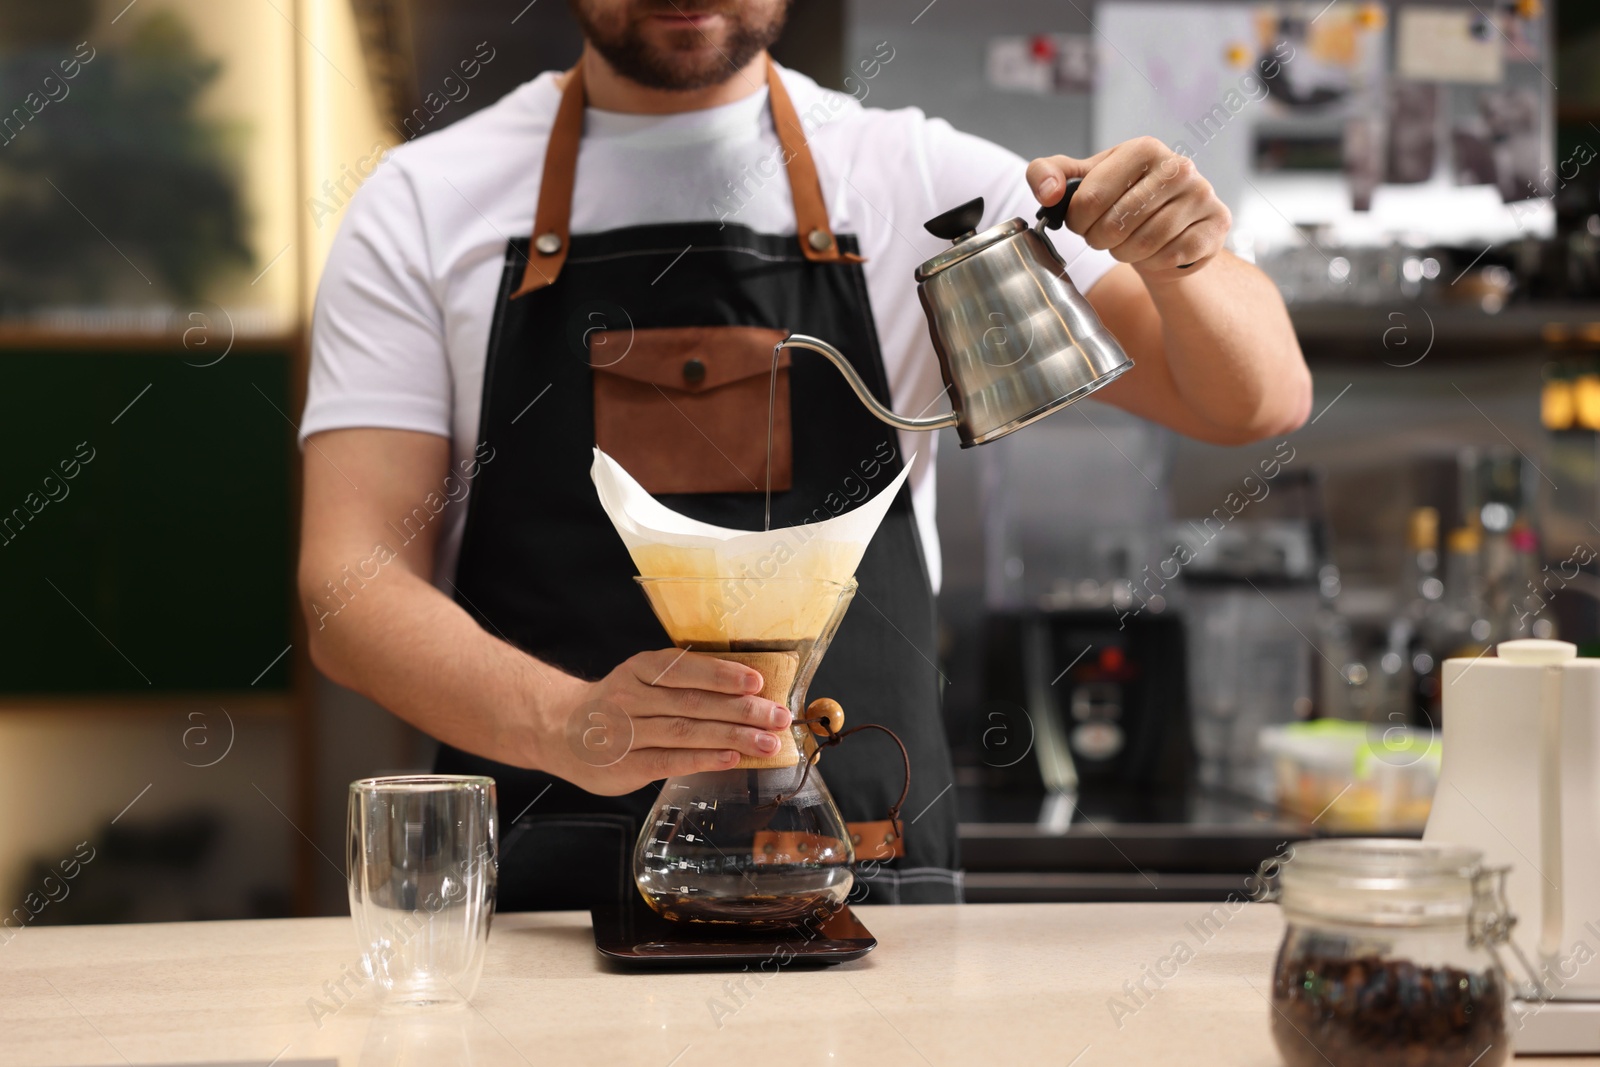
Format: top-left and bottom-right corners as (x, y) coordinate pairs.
(539, 649), (793, 796)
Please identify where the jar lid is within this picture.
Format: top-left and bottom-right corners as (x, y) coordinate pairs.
(915, 218), (1028, 282)
(1278, 838), (1485, 927)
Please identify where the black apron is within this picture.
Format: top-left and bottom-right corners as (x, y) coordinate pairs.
(438, 59), (960, 906)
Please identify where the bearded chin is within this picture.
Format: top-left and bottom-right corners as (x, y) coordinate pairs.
(570, 2), (790, 91)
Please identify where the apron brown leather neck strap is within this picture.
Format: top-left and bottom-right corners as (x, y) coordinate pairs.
(761, 57), (864, 268)
(512, 55), (862, 298)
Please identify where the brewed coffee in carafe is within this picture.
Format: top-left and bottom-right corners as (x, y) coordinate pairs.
(633, 577), (858, 926)
(637, 761), (854, 924)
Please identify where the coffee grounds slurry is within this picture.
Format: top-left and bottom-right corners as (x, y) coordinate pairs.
(1270, 947), (1509, 1067)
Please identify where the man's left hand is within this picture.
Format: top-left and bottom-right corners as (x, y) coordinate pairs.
(1026, 137), (1231, 283)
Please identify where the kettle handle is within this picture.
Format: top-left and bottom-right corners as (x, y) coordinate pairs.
(1036, 177), (1199, 269)
(1034, 177), (1083, 232)
(776, 334), (958, 433)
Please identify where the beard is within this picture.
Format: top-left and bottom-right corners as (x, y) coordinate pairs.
(568, 0), (791, 92)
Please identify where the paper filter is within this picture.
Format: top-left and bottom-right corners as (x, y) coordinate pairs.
(591, 448), (912, 646)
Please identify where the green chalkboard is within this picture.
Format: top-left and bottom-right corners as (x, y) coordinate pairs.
(0, 344), (293, 692)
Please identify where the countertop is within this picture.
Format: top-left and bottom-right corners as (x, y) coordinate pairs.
(0, 904), (1578, 1066)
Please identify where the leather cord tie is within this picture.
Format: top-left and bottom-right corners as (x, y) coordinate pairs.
(769, 717), (911, 848)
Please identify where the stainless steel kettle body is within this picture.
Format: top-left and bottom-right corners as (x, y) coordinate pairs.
(778, 181), (1133, 448)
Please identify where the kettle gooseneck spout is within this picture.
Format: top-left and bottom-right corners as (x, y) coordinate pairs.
(774, 334), (960, 433)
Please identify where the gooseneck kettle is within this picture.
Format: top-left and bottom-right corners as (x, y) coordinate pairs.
(779, 178), (1134, 447)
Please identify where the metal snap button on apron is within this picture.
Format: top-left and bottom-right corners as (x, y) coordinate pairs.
(534, 232), (562, 255)
(682, 357), (706, 385)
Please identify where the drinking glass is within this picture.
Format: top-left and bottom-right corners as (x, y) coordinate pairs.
(347, 775), (497, 1008)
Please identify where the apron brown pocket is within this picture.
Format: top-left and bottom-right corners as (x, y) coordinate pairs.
(590, 325), (792, 496)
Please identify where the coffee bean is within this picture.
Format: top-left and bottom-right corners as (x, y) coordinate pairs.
(1270, 947), (1508, 1067)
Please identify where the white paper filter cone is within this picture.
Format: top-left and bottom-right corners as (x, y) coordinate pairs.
(590, 448), (913, 644)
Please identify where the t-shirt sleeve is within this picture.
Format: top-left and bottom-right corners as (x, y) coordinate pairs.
(917, 117), (1119, 294)
(301, 159), (452, 444)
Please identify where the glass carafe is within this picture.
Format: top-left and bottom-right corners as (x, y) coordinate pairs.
(632, 577), (858, 926)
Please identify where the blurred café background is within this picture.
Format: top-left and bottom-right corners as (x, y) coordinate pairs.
(0, 0), (1593, 920)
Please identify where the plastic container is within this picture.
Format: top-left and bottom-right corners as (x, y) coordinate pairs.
(1260, 719), (1441, 831)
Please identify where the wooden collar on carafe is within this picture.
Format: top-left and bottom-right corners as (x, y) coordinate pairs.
(511, 55), (862, 298)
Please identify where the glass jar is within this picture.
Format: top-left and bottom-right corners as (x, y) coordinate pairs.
(1269, 839), (1513, 1067)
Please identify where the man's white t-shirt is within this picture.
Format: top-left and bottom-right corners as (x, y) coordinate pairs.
(302, 63), (1117, 594)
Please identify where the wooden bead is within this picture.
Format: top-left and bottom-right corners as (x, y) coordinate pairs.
(807, 698), (845, 737)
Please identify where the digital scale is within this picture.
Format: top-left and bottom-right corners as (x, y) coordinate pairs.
(591, 896), (876, 969)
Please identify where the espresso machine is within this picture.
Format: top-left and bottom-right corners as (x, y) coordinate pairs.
(964, 391), (1195, 813)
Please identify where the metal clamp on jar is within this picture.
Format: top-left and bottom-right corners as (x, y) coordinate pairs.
(1262, 839), (1516, 1067)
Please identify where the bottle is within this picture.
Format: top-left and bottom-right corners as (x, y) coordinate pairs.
(1434, 526), (1494, 659)
(1386, 508), (1446, 724)
(1504, 522), (1555, 638)
(1403, 508), (1444, 608)
(1479, 503), (1517, 633)
(1315, 563), (1360, 720)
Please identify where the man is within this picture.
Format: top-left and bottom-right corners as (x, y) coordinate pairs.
(300, 0), (1309, 907)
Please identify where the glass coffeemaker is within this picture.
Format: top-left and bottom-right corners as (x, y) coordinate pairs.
(632, 576), (860, 926)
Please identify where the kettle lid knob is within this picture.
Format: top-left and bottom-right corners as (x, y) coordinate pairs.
(1497, 638), (1577, 664)
(923, 197), (985, 242)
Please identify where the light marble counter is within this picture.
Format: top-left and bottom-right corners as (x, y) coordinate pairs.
(0, 904), (1581, 1066)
